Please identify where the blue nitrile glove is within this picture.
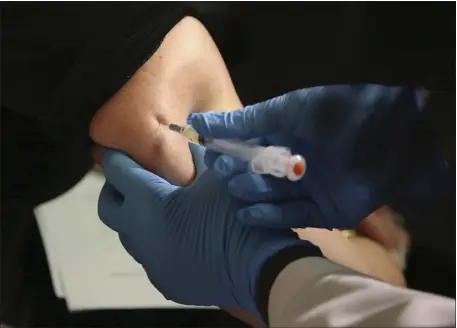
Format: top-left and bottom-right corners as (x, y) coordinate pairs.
(98, 149), (312, 321)
(190, 84), (449, 230)
(189, 143), (208, 176)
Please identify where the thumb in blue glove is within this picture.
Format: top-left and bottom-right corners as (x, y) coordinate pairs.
(98, 149), (311, 321)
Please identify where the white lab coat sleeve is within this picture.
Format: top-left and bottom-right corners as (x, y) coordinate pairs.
(268, 257), (456, 327)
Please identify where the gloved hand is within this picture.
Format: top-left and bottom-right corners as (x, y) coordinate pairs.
(190, 85), (449, 230)
(98, 148), (312, 320)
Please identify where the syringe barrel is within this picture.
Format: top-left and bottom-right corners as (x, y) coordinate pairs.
(205, 139), (306, 181)
(204, 139), (261, 162)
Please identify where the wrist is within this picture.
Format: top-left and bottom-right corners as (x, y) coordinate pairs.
(254, 244), (324, 324)
(230, 237), (322, 324)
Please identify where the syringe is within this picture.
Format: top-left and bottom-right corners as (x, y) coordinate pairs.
(167, 123), (306, 181)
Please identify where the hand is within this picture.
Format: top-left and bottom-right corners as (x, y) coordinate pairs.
(98, 149), (311, 320)
(190, 85), (446, 229)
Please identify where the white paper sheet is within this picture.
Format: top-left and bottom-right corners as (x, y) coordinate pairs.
(35, 171), (210, 311)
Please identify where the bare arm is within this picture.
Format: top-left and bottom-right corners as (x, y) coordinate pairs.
(90, 16), (241, 186)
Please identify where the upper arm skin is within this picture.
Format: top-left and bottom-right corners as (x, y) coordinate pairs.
(90, 16), (241, 186)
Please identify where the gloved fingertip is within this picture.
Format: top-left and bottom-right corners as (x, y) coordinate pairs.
(187, 111), (201, 126)
(186, 114), (196, 126)
(188, 143), (208, 177)
(213, 155), (236, 178)
(188, 112), (213, 136)
(101, 147), (120, 166)
(213, 155), (247, 179)
(98, 183), (126, 233)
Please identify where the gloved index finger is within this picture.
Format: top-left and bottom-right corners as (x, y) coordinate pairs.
(190, 94), (290, 139)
